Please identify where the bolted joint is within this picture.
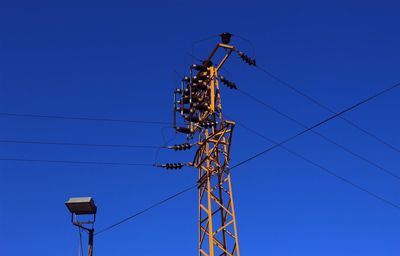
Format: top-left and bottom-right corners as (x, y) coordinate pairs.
(192, 102), (210, 111)
(191, 83), (208, 92)
(183, 114), (200, 123)
(199, 120), (218, 128)
(193, 75), (210, 83)
(175, 88), (190, 94)
(175, 107), (193, 114)
(191, 64), (208, 72)
(182, 76), (190, 82)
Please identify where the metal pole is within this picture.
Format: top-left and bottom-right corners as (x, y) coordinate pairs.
(88, 229), (94, 256)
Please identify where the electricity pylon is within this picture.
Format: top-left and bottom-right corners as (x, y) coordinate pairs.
(159, 32), (255, 255)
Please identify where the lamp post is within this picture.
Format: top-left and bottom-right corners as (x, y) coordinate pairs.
(65, 197), (97, 256)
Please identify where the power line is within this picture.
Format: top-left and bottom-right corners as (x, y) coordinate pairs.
(86, 39), (400, 239)
(95, 184), (197, 236)
(194, 52), (400, 180)
(230, 81), (400, 169)
(0, 139), (164, 149)
(0, 112), (172, 125)
(234, 121), (400, 210)
(237, 89), (400, 181)
(0, 158), (154, 166)
(188, 41), (399, 154)
(93, 81), (400, 237)
(255, 65), (400, 154)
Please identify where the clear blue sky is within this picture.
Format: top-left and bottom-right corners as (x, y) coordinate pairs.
(1, 1), (399, 255)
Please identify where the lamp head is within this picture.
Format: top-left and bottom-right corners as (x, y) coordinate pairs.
(220, 32), (232, 44)
(65, 197), (97, 215)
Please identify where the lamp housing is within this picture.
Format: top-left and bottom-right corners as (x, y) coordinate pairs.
(65, 197), (97, 215)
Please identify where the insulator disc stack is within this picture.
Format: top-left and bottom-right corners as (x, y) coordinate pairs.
(157, 163), (185, 170)
(168, 143), (192, 151)
(238, 51), (256, 66)
(220, 76), (238, 90)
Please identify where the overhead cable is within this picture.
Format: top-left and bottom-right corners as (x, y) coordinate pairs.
(234, 121), (400, 210)
(255, 65), (400, 154)
(92, 81), (400, 237)
(0, 112), (172, 125)
(237, 88), (400, 181)
(0, 139), (163, 149)
(95, 184), (197, 236)
(0, 158), (154, 166)
(230, 81), (400, 169)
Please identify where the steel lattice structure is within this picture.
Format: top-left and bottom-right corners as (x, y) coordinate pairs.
(168, 33), (255, 256)
(194, 120), (239, 256)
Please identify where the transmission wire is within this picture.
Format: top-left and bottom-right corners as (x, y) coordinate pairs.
(95, 184), (197, 236)
(0, 112), (173, 125)
(0, 158), (154, 166)
(236, 88), (400, 181)
(211, 32), (400, 154)
(0, 139), (165, 149)
(230, 81), (400, 170)
(255, 65), (400, 154)
(234, 121), (400, 210)
(94, 81), (400, 236)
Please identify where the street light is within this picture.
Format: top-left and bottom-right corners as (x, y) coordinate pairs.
(65, 197), (97, 256)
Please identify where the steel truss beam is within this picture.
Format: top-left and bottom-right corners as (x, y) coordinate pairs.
(194, 121), (240, 256)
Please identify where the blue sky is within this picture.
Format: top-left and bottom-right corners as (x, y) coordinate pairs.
(1, 1), (400, 255)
